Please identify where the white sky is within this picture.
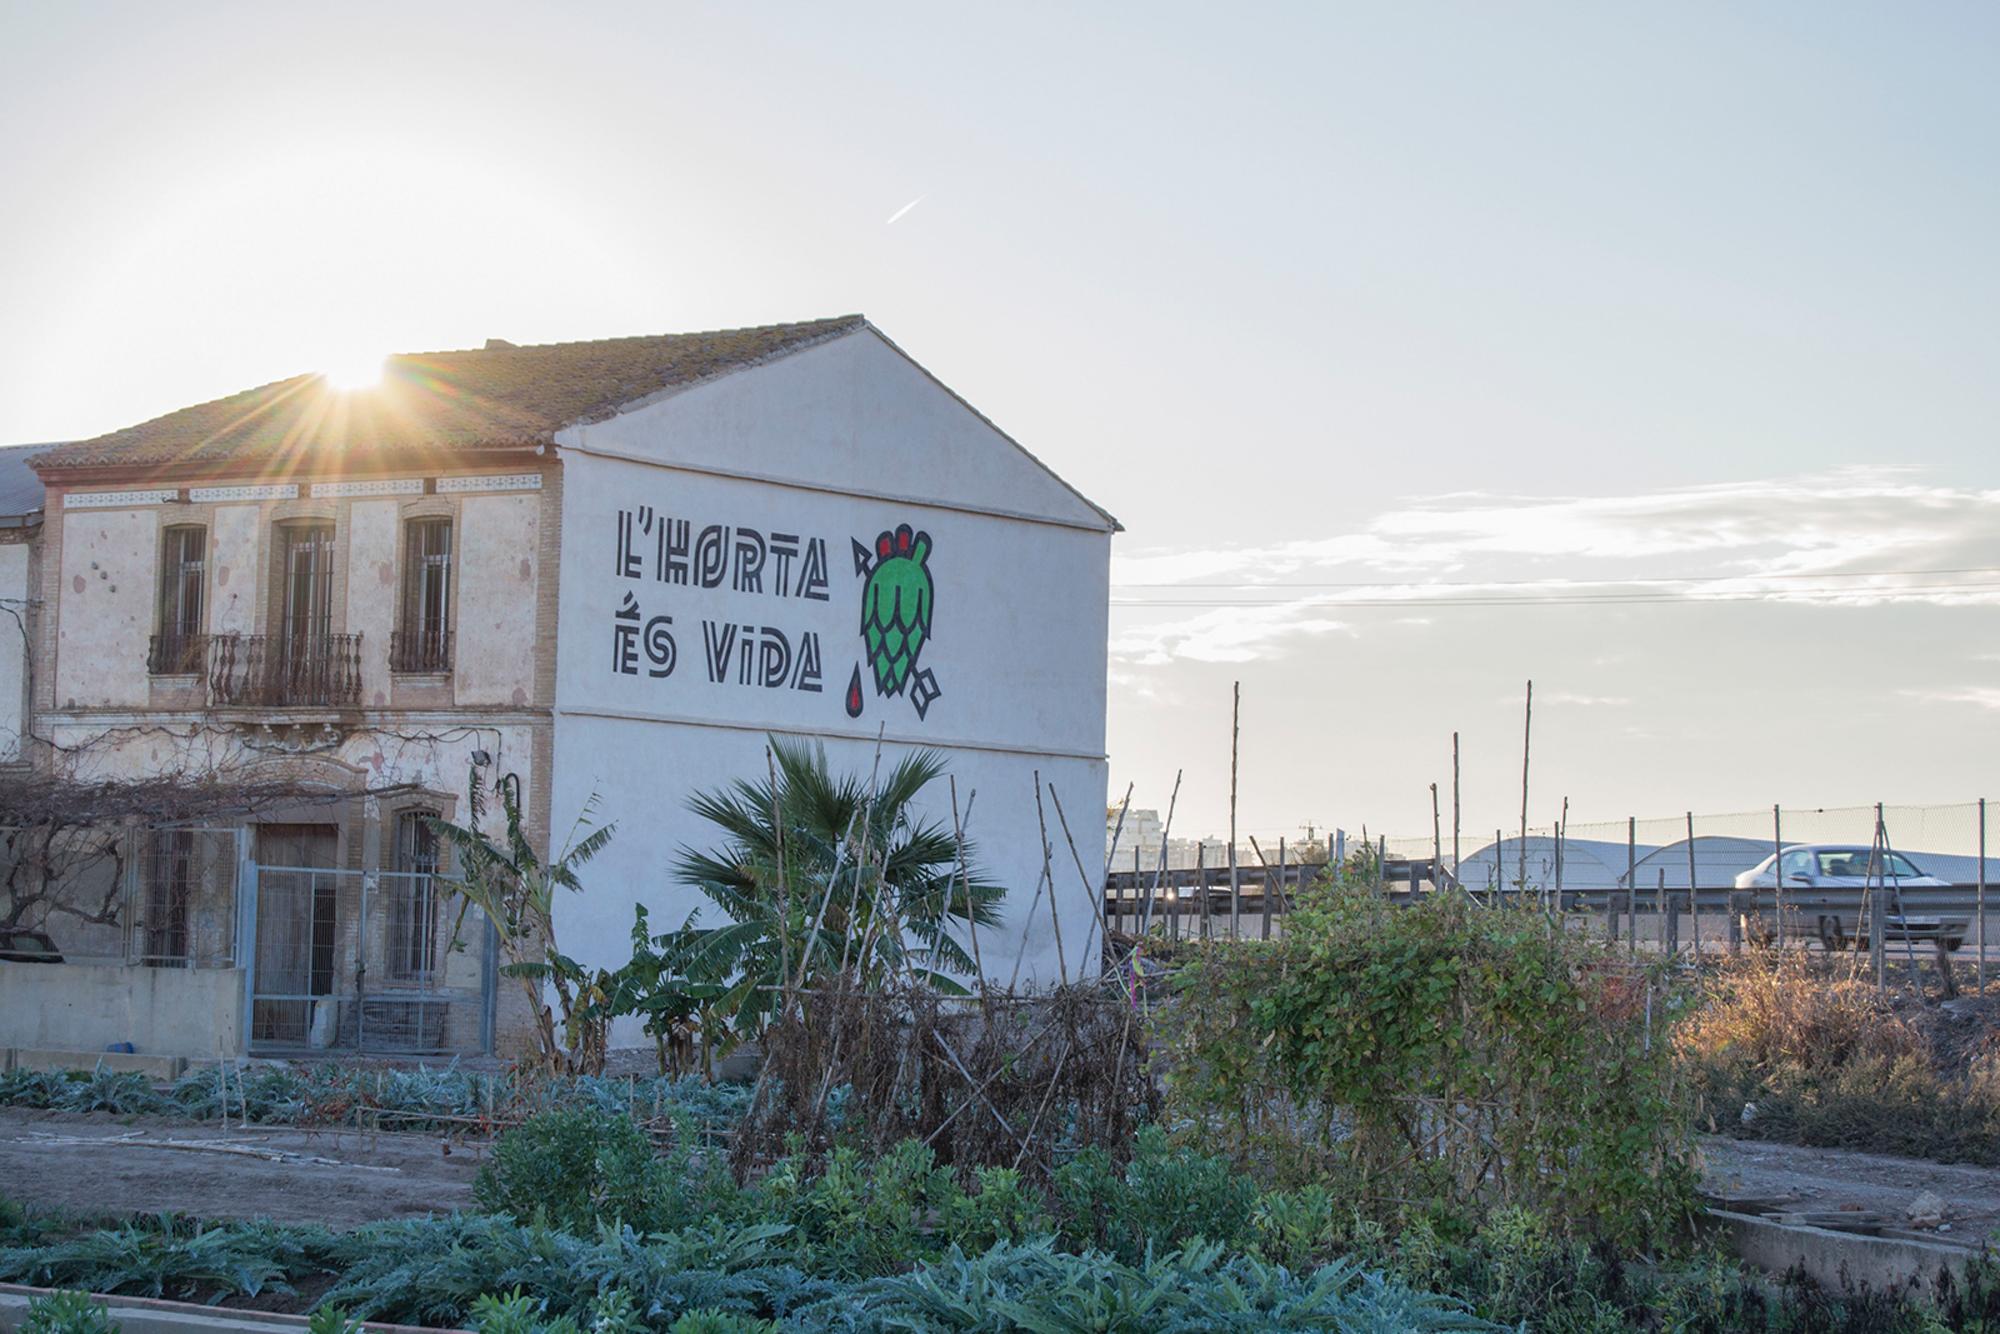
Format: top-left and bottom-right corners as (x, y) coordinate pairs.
(3, 2), (1996, 843)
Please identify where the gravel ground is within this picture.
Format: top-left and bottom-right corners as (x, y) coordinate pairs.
(1701, 1134), (2000, 1240)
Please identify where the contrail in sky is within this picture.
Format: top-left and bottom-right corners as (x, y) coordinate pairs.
(886, 194), (927, 225)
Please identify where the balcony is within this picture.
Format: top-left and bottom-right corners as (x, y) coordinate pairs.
(204, 633), (363, 709)
(147, 633), (206, 675)
(389, 627), (453, 674)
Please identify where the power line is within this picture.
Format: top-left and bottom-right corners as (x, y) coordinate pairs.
(1111, 564), (2000, 590)
(1112, 577), (2000, 609)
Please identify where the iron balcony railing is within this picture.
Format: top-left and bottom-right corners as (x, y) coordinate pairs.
(147, 633), (207, 675)
(205, 632), (363, 708)
(389, 627), (453, 674)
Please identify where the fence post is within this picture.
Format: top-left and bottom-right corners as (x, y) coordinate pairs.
(1626, 817), (1638, 955)
(237, 828), (259, 1058)
(1871, 806), (1888, 988)
(1661, 870), (1678, 955)
(1685, 811), (1700, 963)
(1773, 804), (1785, 951)
(1977, 796), (1987, 994)
(1872, 882), (1887, 988)
(1195, 842), (1207, 941)
(1271, 837), (1285, 939)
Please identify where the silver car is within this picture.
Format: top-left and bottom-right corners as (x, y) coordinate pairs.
(1734, 844), (1966, 951)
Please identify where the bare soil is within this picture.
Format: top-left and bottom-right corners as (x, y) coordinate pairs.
(0, 1105), (480, 1227)
(1702, 1134), (2000, 1240)
(10, 1103), (2000, 1250)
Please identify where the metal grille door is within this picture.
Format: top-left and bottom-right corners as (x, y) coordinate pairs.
(246, 823), (493, 1055)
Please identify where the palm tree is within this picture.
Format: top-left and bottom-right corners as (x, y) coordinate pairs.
(674, 736), (1005, 1032)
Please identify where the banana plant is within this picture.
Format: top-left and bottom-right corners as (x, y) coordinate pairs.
(429, 770), (617, 1074)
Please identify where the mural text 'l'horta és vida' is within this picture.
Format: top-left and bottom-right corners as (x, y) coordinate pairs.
(609, 506), (943, 722)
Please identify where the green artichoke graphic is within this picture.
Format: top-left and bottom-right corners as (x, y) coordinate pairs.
(860, 524), (933, 697)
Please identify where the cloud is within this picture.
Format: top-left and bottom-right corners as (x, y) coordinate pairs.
(1111, 597), (1351, 665)
(1901, 687), (2000, 711)
(1113, 468), (2000, 599)
(1109, 468), (2000, 664)
(1525, 691), (1631, 707)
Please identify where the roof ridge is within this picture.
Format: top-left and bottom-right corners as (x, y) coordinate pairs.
(391, 315), (867, 361)
(32, 317), (872, 474)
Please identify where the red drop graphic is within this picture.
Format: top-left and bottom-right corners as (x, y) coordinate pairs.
(845, 665), (864, 718)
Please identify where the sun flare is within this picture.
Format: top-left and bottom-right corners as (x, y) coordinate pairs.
(321, 351), (386, 391)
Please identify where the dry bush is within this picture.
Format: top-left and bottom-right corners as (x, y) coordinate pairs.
(1680, 954), (2000, 1163)
(731, 981), (1159, 1180)
(1676, 953), (1925, 1075)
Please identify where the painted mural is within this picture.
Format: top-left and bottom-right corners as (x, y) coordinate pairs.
(847, 523), (941, 721)
(608, 505), (942, 722)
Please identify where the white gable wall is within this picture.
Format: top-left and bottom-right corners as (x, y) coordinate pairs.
(549, 329), (1111, 1030)
(559, 327), (1113, 533)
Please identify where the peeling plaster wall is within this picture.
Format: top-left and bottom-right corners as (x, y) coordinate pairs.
(209, 505), (260, 635)
(346, 500), (398, 706)
(55, 507), (156, 708)
(455, 493), (539, 706)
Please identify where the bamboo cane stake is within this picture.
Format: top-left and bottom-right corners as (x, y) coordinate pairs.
(1519, 680), (1533, 902)
(1032, 771), (1068, 984)
(1229, 682), (1241, 939)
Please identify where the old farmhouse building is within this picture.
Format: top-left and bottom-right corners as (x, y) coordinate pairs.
(0, 318), (1116, 1063)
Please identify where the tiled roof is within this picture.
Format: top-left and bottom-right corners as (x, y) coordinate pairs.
(34, 317), (867, 475)
(0, 443), (51, 517)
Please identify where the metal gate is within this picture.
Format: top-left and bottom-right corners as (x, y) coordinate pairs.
(244, 862), (493, 1056)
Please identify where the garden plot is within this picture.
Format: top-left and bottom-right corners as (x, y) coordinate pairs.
(0, 1107), (478, 1227)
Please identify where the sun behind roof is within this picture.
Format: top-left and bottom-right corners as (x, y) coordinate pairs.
(321, 350), (386, 392)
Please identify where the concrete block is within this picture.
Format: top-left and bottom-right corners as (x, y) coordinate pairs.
(0, 961), (244, 1058)
(1709, 1208), (1976, 1301)
(0, 1283), (464, 1331)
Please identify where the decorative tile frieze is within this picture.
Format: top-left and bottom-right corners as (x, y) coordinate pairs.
(188, 483), (300, 503)
(63, 488), (180, 508)
(435, 473), (543, 494)
(310, 478), (426, 499)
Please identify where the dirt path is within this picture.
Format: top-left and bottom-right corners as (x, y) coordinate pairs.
(0, 1106), (480, 1227)
(1702, 1134), (2000, 1240)
(9, 1105), (1998, 1243)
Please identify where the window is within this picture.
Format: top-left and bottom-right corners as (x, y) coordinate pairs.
(388, 810), (442, 980)
(393, 518), (453, 672)
(279, 523), (336, 657)
(140, 829), (194, 967)
(149, 526), (206, 673)
(1814, 849), (1923, 880)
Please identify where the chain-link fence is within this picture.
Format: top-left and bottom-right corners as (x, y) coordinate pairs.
(1103, 802), (1993, 985)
